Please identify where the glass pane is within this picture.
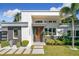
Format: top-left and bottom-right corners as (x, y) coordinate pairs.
(53, 28), (56, 35)
(76, 30), (79, 36)
(14, 29), (18, 38)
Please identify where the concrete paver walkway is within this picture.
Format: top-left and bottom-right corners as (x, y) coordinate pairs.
(23, 48), (31, 54)
(34, 46), (43, 49)
(32, 49), (44, 54)
(0, 49), (11, 54)
(32, 42), (45, 54)
(6, 49), (18, 54)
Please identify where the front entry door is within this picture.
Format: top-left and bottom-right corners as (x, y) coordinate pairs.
(34, 27), (43, 42)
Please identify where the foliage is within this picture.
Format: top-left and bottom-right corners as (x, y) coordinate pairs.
(54, 39), (64, 45)
(75, 40), (79, 45)
(14, 13), (21, 22)
(22, 40), (29, 47)
(16, 41), (21, 47)
(1, 40), (9, 47)
(46, 39), (55, 45)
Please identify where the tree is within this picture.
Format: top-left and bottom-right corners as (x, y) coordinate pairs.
(60, 3), (79, 49)
(14, 13), (21, 22)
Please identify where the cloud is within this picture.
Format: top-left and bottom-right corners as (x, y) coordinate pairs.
(50, 3), (71, 11)
(50, 7), (61, 11)
(3, 9), (20, 17)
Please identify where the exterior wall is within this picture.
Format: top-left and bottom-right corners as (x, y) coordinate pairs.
(21, 11), (60, 47)
(21, 12), (33, 47)
(58, 25), (79, 37)
(1, 27), (21, 46)
(21, 11), (79, 47)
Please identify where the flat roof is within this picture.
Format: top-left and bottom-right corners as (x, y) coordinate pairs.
(1, 22), (28, 27)
(21, 10), (59, 12)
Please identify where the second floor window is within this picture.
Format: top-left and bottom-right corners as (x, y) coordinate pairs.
(49, 21), (52, 23)
(35, 21), (42, 23)
(53, 21), (56, 23)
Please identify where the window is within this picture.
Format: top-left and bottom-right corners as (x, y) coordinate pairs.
(53, 28), (56, 35)
(13, 29), (18, 39)
(35, 21), (42, 23)
(49, 28), (52, 32)
(45, 28), (48, 35)
(49, 21), (52, 23)
(53, 21), (56, 23)
(67, 30), (71, 36)
(49, 28), (52, 35)
(76, 30), (79, 36)
(45, 28), (48, 32)
(1, 31), (7, 40)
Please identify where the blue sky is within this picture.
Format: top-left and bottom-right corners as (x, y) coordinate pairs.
(0, 3), (79, 22)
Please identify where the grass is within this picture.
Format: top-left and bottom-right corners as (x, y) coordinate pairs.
(76, 46), (79, 49)
(0, 45), (79, 56)
(44, 45), (79, 56)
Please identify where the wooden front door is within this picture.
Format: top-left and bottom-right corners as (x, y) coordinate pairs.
(34, 26), (43, 42)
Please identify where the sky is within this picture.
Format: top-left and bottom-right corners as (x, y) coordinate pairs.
(0, 3), (79, 22)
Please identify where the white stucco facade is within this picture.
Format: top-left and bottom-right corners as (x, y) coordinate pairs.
(20, 11), (61, 47)
(21, 10), (79, 47)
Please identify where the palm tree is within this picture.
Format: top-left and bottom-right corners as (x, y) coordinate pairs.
(60, 3), (79, 49)
(14, 13), (21, 22)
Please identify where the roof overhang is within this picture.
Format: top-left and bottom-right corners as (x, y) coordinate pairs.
(1, 22), (28, 27)
(32, 16), (60, 20)
(32, 23), (46, 26)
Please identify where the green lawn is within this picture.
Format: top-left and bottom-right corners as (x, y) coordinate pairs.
(0, 45), (79, 56)
(44, 45), (79, 56)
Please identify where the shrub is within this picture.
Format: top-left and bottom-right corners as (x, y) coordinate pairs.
(75, 40), (79, 45)
(63, 39), (72, 45)
(54, 40), (64, 45)
(16, 42), (21, 47)
(46, 39), (55, 45)
(22, 40), (29, 47)
(1, 40), (9, 47)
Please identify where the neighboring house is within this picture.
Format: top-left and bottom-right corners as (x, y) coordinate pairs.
(0, 10), (79, 47)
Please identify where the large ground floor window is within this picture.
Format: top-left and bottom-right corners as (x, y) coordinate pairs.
(44, 28), (56, 35)
(76, 30), (79, 36)
(1, 31), (7, 40)
(67, 30), (79, 37)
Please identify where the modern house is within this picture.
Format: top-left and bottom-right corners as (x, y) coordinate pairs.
(0, 10), (79, 47)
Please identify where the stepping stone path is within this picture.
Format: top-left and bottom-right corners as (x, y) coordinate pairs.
(0, 42), (45, 55)
(0, 48), (4, 52)
(23, 48), (31, 54)
(6, 49), (18, 54)
(0, 49), (11, 54)
(32, 49), (44, 54)
(15, 48), (25, 54)
(32, 42), (45, 54)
